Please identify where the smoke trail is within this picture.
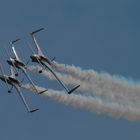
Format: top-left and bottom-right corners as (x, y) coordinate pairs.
(28, 65), (140, 109)
(53, 62), (140, 87)
(22, 84), (140, 121)
(27, 63), (140, 121)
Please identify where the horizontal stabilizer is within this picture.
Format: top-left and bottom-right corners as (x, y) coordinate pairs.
(29, 108), (39, 113)
(68, 85), (80, 94)
(38, 89), (48, 94)
(30, 28), (44, 35)
(9, 38), (20, 45)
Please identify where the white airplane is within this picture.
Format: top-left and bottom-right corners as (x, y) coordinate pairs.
(6, 39), (47, 94)
(30, 28), (80, 94)
(0, 64), (39, 113)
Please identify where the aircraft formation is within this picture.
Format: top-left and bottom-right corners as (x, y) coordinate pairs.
(0, 28), (80, 113)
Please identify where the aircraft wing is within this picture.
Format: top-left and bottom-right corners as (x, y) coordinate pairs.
(44, 64), (80, 94)
(15, 86), (39, 113)
(21, 67), (47, 94)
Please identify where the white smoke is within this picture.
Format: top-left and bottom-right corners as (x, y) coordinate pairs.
(28, 65), (140, 110)
(26, 62), (140, 121)
(22, 84), (140, 121)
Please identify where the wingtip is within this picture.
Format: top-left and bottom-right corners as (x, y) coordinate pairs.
(9, 38), (21, 45)
(29, 108), (39, 113)
(38, 89), (48, 94)
(68, 85), (80, 94)
(30, 28), (45, 35)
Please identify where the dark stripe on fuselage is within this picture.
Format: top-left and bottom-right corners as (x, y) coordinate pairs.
(30, 55), (51, 66)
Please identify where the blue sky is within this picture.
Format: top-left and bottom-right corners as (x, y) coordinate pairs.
(0, 0), (140, 139)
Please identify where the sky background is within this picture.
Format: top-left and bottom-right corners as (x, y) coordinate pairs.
(0, 0), (140, 139)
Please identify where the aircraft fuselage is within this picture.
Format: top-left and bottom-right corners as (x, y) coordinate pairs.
(8, 76), (21, 86)
(7, 58), (26, 69)
(0, 75), (20, 87)
(30, 54), (52, 66)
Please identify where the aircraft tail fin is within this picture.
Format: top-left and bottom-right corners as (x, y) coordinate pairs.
(9, 39), (21, 61)
(30, 28), (45, 56)
(29, 108), (39, 113)
(30, 28), (44, 35)
(68, 85), (80, 94)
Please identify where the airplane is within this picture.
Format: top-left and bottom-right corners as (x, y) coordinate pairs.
(6, 39), (47, 94)
(0, 64), (39, 113)
(30, 28), (80, 94)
